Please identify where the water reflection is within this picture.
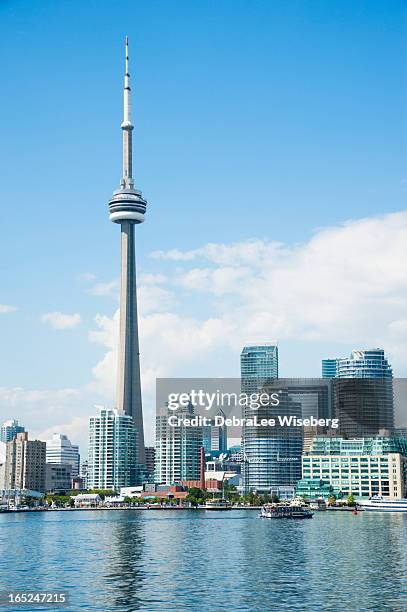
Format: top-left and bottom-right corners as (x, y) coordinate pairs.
(103, 514), (146, 611)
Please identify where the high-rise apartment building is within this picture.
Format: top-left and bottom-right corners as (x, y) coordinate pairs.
(46, 434), (80, 477)
(322, 349), (393, 379)
(0, 419), (25, 443)
(155, 402), (202, 485)
(322, 349), (394, 437)
(88, 408), (138, 490)
(336, 349), (393, 379)
(4, 432), (46, 493)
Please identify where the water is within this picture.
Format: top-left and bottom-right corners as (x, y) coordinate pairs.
(0, 509), (406, 612)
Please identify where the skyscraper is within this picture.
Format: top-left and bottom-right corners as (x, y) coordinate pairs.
(4, 432), (46, 493)
(322, 349), (394, 437)
(45, 433), (80, 477)
(0, 419), (25, 443)
(240, 345), (279, 390)
(336, 349), (393, 379)
(322, 349), (393, 379)
(241, 344), (297, 494)
(108, 37), (147, 466)
(155, 402), (203, 485)
(88, 408), (138, 490)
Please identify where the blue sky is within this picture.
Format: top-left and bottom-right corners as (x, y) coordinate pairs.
(0, 0), (406, 446)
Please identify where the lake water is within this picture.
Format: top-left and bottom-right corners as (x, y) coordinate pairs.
(0, 509), (406, 611)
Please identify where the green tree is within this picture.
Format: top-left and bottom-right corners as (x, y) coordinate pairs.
(347, 493), (355, 507)
(327, 495), (336, 506)
(186, 487), (205, 506)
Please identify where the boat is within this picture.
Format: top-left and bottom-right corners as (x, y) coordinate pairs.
(260, 502), (313, 519)
(356, 496), (407, 512)
(204, 499), (232, 511)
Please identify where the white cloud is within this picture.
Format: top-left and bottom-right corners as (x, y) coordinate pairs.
(86, 211), (407, 440)
(35, 415), (90, 448)
(139, 273), (167, 285)
(77, 272), (96, 281)
(150, 239), (287, 266)
(88, 279), (119, 298)
(0, 304), (17, 314)
(42, 312), (81, 330)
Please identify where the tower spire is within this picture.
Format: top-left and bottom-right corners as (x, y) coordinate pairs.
(121, 35), (134, 188)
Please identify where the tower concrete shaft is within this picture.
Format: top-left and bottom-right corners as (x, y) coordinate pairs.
(116, 221), (145, 464)
(108, 37), (147, 466)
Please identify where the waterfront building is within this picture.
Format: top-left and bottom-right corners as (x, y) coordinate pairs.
(295, 477), (339, 500)
(73, 493), (102, 508)
(323, 349), (394, 437)
(0, 419), (25, 443)
(4, 432), (46, 493)
(242, 390), (303, 494)
(145, 447), (156, 481)
(302, 436), (407, 499)
(241, 374), (331, 494)
(45, 433), (80, 477)
(155, 402), (202, 485)
(108, 37), (147, 466)
(45, 463), (72, 492)
(241, 344), (283, 493)
(88, 408), (138, 490)
(270, 486), (296, 501)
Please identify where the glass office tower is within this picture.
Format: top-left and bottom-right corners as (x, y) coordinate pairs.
(240, 344), (301, 494)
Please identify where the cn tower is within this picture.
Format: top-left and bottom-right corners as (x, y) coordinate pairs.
(108, 37), (146, 466)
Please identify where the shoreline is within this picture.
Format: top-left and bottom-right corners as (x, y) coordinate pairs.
(0, 505), (263, 513)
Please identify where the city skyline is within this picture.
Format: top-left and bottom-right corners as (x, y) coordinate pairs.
(0, 1), (406, 453)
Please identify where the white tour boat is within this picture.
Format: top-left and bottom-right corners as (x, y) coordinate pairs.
(357, 496), (407, 512)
